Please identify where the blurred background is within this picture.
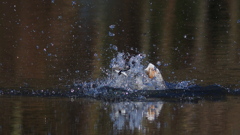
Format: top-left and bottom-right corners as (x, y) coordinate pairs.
(0, 0), (239, 89)
(0, 0), (240, 135)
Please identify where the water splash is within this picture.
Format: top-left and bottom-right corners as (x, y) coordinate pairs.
(74, 52), (197, 92)
(66, 52), (236, 101)
(93, 52), (169, 90)
(0, 51), (235, 101)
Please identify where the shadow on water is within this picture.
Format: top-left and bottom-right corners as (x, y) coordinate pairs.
(0, 84), (239, 103)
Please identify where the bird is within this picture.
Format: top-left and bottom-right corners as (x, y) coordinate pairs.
(145, 63), (163, 79)
(113, 63), (166, 90)
(144, 63), (166, 89)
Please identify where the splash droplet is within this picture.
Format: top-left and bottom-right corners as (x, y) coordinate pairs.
(109, 24), (116, 29)
(108, 31), (115, 36)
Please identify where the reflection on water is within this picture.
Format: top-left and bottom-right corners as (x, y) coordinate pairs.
(1, 96), (240, 135)
(11, 101), (22, 135)
(110, 101), (163, 130)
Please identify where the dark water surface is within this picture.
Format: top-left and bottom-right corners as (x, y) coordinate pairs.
(0, 0), (240, 134)
(1, 96), (240, 135)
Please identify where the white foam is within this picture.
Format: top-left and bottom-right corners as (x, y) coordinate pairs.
(101, 52), (167, 90)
